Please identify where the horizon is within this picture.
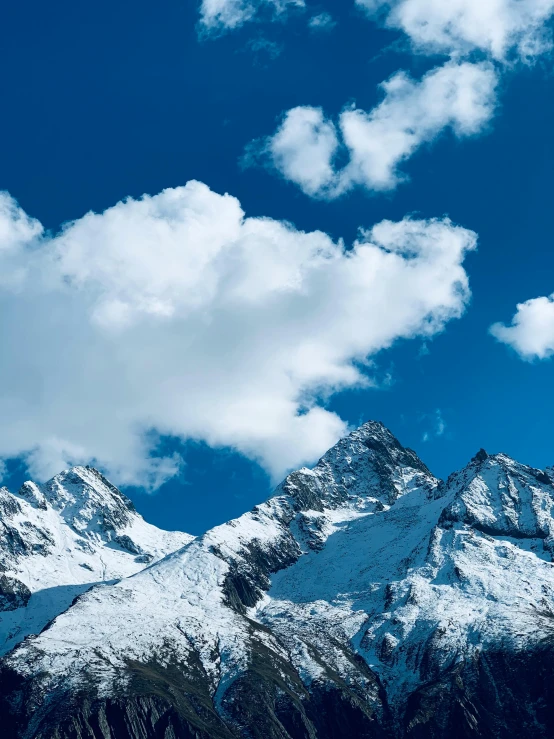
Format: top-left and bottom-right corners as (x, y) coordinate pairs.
(1, 417), (549, 536)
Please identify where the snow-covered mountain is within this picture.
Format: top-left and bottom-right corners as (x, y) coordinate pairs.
(2, 423), (554, 738)
(0, 465), (192, 656)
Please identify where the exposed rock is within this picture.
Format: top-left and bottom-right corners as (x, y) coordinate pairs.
(0, 577), (31, 612)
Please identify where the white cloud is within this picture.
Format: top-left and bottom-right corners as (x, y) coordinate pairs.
(0, 183), (477, 487)
(199, 0), (554, 58)
(0, 192), (43, 290)
(356, 0), (554, 61)
(248, 105), (341, 197)
(250, 61), (497, 198)
(199, 0), (304, 33)
(490, 295), (554, 360)
(308, 12), (336, 31)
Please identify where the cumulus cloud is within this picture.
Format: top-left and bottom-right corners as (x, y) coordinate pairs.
(199, 0), (304, 33)
(0, 182), (477, 487)
(490, 295), (554, 360)
(248, 61), (497, 198)
(0, 193), (44, 289)
(247, 106), (341, 197)
(356, 0), (554, 61)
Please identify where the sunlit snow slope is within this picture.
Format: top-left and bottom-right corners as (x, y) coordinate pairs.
(0, 466), (192, 655)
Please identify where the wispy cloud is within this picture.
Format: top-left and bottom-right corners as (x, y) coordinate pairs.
(199, 0), (304, 34)
(243, 36), (283, 63)
(422, 409), (446, 442)
(200, 0), (554, 61)
(308, 12), (336, 32)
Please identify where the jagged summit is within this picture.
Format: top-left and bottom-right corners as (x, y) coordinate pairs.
(0, 467), (192, 656)
(471, 447), (488, 463)
(320, 420), (432, 476)
(18, 465), (138, 536)
(332, 419), (433, 474)
(441, 449), (554, 552)
(41, 464), (135, 507)
(278, 419), (438, 517)
(2, 422), (554, 738)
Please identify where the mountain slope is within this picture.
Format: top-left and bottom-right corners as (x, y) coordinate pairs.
(2, 424), (554, 738)
(262, 450), (554, 730)
(0, 465), (192, 656)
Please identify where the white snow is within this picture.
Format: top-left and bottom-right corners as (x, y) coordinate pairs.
(0, 466), (192, 654)
(259, 453), (554, 701)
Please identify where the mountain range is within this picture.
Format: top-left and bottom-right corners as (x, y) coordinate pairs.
(1, 422), (554, 738)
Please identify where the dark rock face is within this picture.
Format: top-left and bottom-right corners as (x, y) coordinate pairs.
(114, 534), (143, 556)
(6, 645), (554, 738)
(471, 449), (488, 464)
(220, 532), (302, 615)
(0, 490), (22, 519)
(0, 661), (234, 739)
(0, 576), (31, 611)
(0, 521), (54, 560)
(404, 647), (554, 739)
(0, 656), (391, 739)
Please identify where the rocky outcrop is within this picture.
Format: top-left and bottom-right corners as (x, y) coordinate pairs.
(0, 576), (31, 612)
(404, 646), (554, 738)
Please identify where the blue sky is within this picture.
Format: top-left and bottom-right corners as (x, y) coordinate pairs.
(2, 0), (554, 534)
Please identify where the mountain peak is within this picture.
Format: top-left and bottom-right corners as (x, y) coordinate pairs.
(325, 418), (433, 476)
(441, 449), (554, 547)
(0, 466), (192, 658)
(320, 420), (432, 473)
(17, 465), (136, 535)
(471, 447), (488, 463)
(348, 419), (388, 437)
(277, 420), (438, 517)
